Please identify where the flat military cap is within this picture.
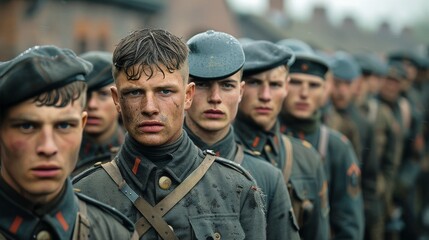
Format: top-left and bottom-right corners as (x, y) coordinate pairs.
(289, 52), (329, 79)
(242, 40), (295, 77)
(0, 45), (92, 108)
(388, 50), (424, 68)
(80, 51), (114, 92)
(354, 53), (388, 76)
(277, 38), (314, 54)
(331, 51), (361, 82)
(386, 62), (407, 81)
(188, 30), (244, 80)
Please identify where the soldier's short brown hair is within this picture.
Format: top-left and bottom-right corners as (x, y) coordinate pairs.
(112, 28), (189, 82)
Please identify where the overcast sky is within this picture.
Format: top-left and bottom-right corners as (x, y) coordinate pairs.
(228, 0), (429, 32)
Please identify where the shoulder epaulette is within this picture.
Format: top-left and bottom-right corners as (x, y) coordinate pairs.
(75, 192), (135, 232)
(243, 148), (262, 157)
(72, 162), (104, 184)
(213, 156), (254, 181)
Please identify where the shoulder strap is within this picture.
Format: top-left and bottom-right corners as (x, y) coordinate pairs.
(72, 198), (91, 240)
(399, 97), (411, 130)
(281, 135), (294, 183)
(367, 99), (379, 124)
(318, 125), (329, 161)
(234, 144), (245, 165)
(102, 154), (217, 239)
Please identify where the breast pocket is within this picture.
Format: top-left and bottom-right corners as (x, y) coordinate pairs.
(189, 214), (245, 240)
(289, 178), (317, 227)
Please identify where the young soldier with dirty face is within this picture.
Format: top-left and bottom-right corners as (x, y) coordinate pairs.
(0, 45), (136, 239)
(233, 40), (330, 240)
(73, 29), (266, 239)
(184, 30), (300, 240)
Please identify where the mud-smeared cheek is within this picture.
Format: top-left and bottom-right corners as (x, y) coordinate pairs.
(173, 101), (180, 109)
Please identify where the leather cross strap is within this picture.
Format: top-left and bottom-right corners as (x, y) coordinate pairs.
(281, 135), (294, 184)
(72, 198), (91, 240)
(318, 125), (329, 162)
(102, 153), (217, 239)
(234, 144), (245, 165)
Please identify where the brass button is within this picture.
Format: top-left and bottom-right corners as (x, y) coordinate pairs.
(214, 232), (221, 239)
(264, 145), (272, 152)
(159, 176), (172, 190)
(36, 230), (52, 240)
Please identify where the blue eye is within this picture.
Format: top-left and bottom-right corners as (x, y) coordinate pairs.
(221, 83), (235, 89)
(57, 122), (71, 129)
(20, 123), (34, 130)
(160, 89), (172, 95)
(195, 82), (209, 88)
(129, 90), (142, 96)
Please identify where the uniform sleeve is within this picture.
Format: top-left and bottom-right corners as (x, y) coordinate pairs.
(239, 181), (267, 239)
(329, 139), (364, 240)
(266, 170), (300, 240)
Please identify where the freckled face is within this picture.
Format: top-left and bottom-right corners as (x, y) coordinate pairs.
(111, 65), (195, 146)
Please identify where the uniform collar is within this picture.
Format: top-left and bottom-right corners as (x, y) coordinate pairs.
(79, 126), (124, 161)
(279, 111), (321, 135)
(117, 131), (201, 192)
(234, 117), (280, 156)
(0, 178), (78, 240)
(185, 124), (237, 160)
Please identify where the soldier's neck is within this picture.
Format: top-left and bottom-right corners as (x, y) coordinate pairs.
(184, 118), (230, 146)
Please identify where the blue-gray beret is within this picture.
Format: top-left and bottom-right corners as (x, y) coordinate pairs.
(289, 52), (329, 79)
(80, 51), (114, 92)
(188, 30), (244, 80)
(388, 51), (423, 68)
(242, 40), (295, 77)
(0, 45), (92, 108)
(331, 51), (361, 82)
(354, 53), (388, 76)
(386, 61), (407, 81)
(277, 38), (314, 54)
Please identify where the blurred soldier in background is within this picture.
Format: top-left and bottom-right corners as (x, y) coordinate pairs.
(184, 30), (300, 240)
(278, 41), (364, 240)
(354, 52), (403, 240)
(0, 45), (136, 239)
(234, 40), (330, 240)
(388, 51), (426, 239)
(74, 51), (124, 175)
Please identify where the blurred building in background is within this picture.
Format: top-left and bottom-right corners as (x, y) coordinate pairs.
(0, 0), (427, 60)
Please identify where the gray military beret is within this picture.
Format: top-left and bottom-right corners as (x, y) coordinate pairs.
(188, 30), (244, 80)
(331, 51), (361, 82)
(386, 62), (407, 81)
(80, 51), (114, 92)
(354, 53), (388, 77)
(242, 40), (295, 77)
(277, 38), (314, 54)
(388, 51), (422, 68)
(289, 52), (329, 79)
(0, 45), (92, 108)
